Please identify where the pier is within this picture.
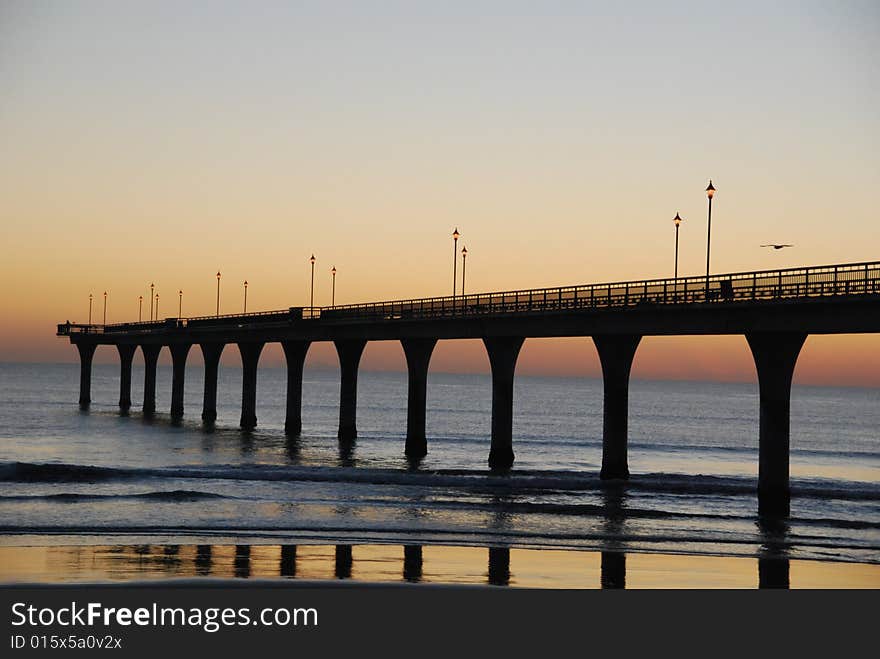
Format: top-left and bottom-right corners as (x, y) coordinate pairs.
(58, 260), (880, 517)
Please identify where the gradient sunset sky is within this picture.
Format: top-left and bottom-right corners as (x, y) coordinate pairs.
(1, 1), (878, 385)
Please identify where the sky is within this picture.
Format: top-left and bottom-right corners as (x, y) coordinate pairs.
(1, 1), (878, 385)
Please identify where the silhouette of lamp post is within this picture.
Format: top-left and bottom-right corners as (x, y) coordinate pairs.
(705, 180), (715, 298)
(673, 212), (683, 281)
(310, 255), (316, 310)
(88, 293), (93, 325)
(216, 271), (221, 317)
(243, 280), (248, 314)
(461, 246), (468, 296)
(138, 295), (143, 322)
(150, 283), (155, 321)
(103, 291), (107, 325)
(178, 290), (183, 319)
(452, 228), (460, 302)
(155, 293), (159, 319)
(331, 266), (336, 307)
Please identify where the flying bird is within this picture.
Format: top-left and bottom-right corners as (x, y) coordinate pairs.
(761, 244), (794, 250)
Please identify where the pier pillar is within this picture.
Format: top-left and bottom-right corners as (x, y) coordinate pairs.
(200, 343), (224, 424)
(281, 340), (311, 436)
(594, 334), (642, 480)
(483, 337), (524, 470)
(237, 342), (264, 431)
(401, 338), (437, 458)
(76, 342), (97, 410)
(169, 343), (191, 420)
(116, 344), (137, 411)
(334, 340), (366, 442)
(746, 332), (807, 517)
(141, 344), (161, 417)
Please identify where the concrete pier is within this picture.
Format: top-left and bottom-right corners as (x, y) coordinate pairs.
(401, 338), (437, 458)
(483, 337), (524, 470)
(141, 344), (161, 417)
(200, 343), (224, 424)
(334, 340), (366, 442)
(746, 332), (807, 517)
(116, 344), (136, 411)
(169, 343), (191, 421)
(237, 342), (264, 430)
(76, 342), (96, 410)
(594, 334), (642, 480)
(281, 340), (311, 436)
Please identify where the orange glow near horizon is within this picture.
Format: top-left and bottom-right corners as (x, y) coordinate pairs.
(1, 3), (878, 388)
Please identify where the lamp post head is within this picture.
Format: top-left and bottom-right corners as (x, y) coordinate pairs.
(103, 291), (107, 298)
(139, 295), (142, 301)
(150, 282), (154, 289)
(244, 280), (248, 287)
(706, 180), (715, 199)
(331, 266), (336, 275)
(452, 228), (459, 240)
(155, 293), (159, 300)
(89, 293), (93, 300)
(673, 212), (682, 227)
(216, 271), (221, 279)
(462, 246), (468, 257)
(310, 254), (315, 265)
(179, 290), (182, 295)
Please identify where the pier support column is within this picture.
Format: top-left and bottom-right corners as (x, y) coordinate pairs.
(594, 334), (642, 480)
(169, 343), (191, 421)
(141, 344), (161, 417)
(483, 337), (525, 470)
(116, 344), (136, 412)
(281, 340), (311, 436)
(401, 338), (437, 458)
(237, 342), (264, 431)
(76, 342), (97, 410)
(746, 332), (807, 517)
(200, 343), (224, 424)
(334, 340), (366, 442)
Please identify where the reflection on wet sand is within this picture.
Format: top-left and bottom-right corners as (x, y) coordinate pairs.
(0, 543), (877, 588)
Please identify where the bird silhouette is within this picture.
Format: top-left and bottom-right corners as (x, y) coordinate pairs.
(761, 244), (794, 250)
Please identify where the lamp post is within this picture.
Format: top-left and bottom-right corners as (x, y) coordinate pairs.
(452, 228), (460, 301)
(243, 280), (248, 313)
(705, 180), (715, 297)
(309, 255), (316, 310)
(178, 290), (183, 319)
(150, 283), (155, 321)
(461, 246), (468, 296)
(331, 266), (336, 307)
(216, 271), (221, 317)
(103, 291), (107, 325)
(155, 293), (159, 319)
(673, 213), (683, 281)
(138, 295), (143, 322)
(88, 294), (93, 325)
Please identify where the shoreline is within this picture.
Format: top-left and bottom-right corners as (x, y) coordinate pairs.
(0, 542), (877, 589)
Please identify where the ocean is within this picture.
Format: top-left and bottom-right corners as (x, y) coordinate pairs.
(0, 361), (877, 587)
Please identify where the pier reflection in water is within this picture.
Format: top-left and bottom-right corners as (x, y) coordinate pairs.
(2, 542), (877, 588)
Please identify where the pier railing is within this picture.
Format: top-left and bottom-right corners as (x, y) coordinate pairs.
(58, 260), (880, 335)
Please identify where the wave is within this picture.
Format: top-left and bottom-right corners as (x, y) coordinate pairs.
(0, 490), (228, 503)
(1, 460), (878, 502)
